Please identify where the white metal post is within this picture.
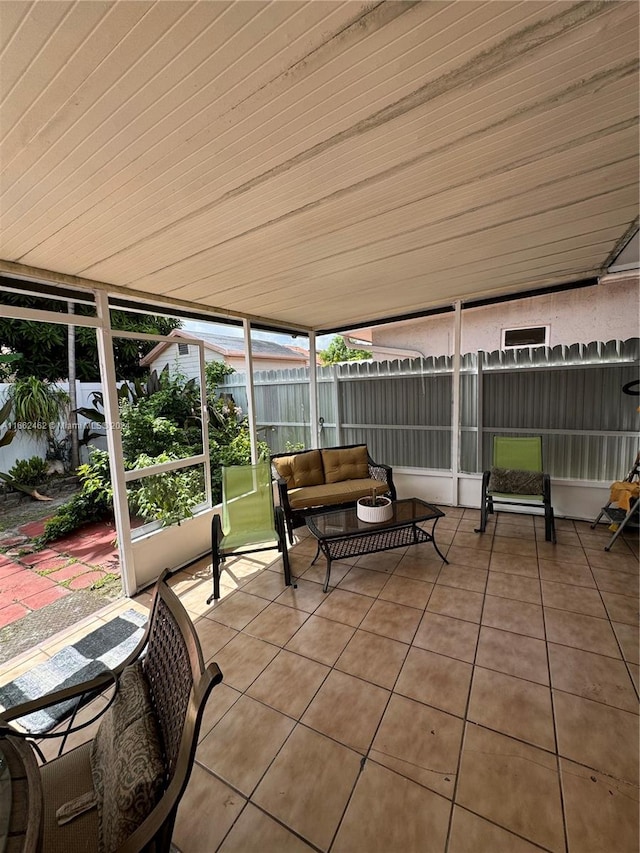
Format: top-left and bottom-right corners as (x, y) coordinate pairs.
(94, 291), (136, 596)
(308, 332), (319, 448)
(451, 300), (462, 507)
(242, 319), (259, 463)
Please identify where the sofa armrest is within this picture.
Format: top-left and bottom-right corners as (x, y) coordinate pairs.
(367, 457), (397, 501)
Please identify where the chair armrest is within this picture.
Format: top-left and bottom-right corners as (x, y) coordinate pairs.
(367, 458), (397, 501)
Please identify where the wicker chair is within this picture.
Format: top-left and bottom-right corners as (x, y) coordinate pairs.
(0, 569), (222, 853)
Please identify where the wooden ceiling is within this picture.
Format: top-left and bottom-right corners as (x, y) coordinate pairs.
(1, 1), (638, 331)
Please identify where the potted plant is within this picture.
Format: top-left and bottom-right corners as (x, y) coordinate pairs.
(357, 487), (393, 522)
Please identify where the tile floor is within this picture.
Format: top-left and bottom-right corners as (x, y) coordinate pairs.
(2, 508), (638, 852)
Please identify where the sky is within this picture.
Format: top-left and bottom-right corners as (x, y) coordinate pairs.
(183, 319), (334, 351)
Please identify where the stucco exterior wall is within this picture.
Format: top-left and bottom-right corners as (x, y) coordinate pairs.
(372, 277), (639, 357)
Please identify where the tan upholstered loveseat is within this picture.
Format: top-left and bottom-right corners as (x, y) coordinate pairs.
(271, 444), (396, 543)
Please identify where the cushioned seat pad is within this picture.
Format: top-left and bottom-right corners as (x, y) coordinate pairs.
(288, 478), (387, 509)
(40, 742), (99, 853)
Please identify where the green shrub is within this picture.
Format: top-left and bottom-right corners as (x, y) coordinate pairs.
(128, 454), (206, 525)
(8, 456), (49, 487)
(38, 450), (113, 544)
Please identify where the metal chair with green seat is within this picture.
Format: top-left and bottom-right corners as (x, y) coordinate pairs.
(475, 436), (556, 542)
(207, 462), (293, 603)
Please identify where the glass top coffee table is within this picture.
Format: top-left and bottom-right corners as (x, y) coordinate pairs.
(306, 498), (448, 592)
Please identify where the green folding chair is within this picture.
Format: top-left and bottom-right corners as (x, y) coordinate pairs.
(475, 436), (556, 542)
(207, 463), (293, 603)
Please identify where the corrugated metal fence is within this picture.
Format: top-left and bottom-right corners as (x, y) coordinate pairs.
(221, 338), (639, 482)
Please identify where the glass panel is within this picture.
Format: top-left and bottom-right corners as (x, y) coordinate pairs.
(128, 462), (206, 535)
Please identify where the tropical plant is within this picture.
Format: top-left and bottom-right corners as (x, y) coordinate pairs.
(8, 456), (49, 487)
(7, 376), (69, 438)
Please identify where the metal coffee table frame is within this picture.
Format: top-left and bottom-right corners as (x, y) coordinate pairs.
(306, 498), (448, 592)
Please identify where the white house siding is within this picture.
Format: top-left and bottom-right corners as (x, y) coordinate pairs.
(372, 277), (639, 357)
(148, 343), (223, 382)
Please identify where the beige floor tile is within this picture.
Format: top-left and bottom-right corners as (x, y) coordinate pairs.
(554, 689), (640, 785)
(560, 759), (640, 853)
(451, 530), (493, 551)
(601, 591), (639, 626)
(173, 766), (245, 853)
(378, 574), (433, 608)
(486, 571), (541, 604)
(211, 632), (279, 691)
(456, 725), (564, 852)
(206, 591), (270, 630)
(393, 554), (444, 582)
(538, 542), (588, 565)
(488, 551), (539, 578)
(448, 806), (547, 852)
(359, 598), (423, 643)
(241, 570), (291, 600)
(538, 559), (596, 587)
(335, 629), (409, 689)
(544, 608), (621, 657)
(243, 602), (309, 646)
(253, 724), (361, 851)
(217, 803), (316, 852)
(300, 559), (353, 588)
(194, 616), (237, 662)
(413, 611), (479, 663)
(275, 578), (328, 612)
(198, 694), (295, 796)
(548, 643), (638, 713)
(331, 761), (451, 853)
(446, 544), (491, 570)
(482, 595), (545, 639)
(301, 670), (389, 753)
(356, 550), (403, 573)
(476, 625), (549, 685)
(540, 580), (607, 618)
(584, 548), (639, 574)
(592, 566), (639, 596)
(492, 536), (537, 557)
(198, 682), (242, 742)
(468, 667), (555, 750)
(337, 566), (390, 597)
(313, 588), (374, 627)
(551, 529), (582, 548)
(395, 646), (472, 717)
(246, 649), (329, 719)
(612, 620), (640, 664)
(436, 565), (487, 594)
(369, 693), (463, 798)
(426, 585), (484, 623)
(284, 614), (355, 665)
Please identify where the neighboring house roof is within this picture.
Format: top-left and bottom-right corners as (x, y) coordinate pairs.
(140, 329), (309, 366)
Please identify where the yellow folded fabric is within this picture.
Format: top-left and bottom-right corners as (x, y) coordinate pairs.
(609, 481), (640, 512)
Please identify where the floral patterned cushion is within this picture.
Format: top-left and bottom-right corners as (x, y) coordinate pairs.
(90, 661), (165, 853)
(488, 467), (544, 496)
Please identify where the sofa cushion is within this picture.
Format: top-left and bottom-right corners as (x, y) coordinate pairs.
(292, 449), (324, 487)
(272, 455), (296, 488)
(288, 478), (387, 509)
(321, 446), (368, 484)
(90, 661), (165, 853)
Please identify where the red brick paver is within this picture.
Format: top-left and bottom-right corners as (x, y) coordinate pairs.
(22, 585), (71, 610)
(0, 602), (29, 628)
(67, 571), (108, 591)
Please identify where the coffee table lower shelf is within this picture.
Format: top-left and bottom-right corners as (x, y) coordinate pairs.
(307, 513), (448, 593)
